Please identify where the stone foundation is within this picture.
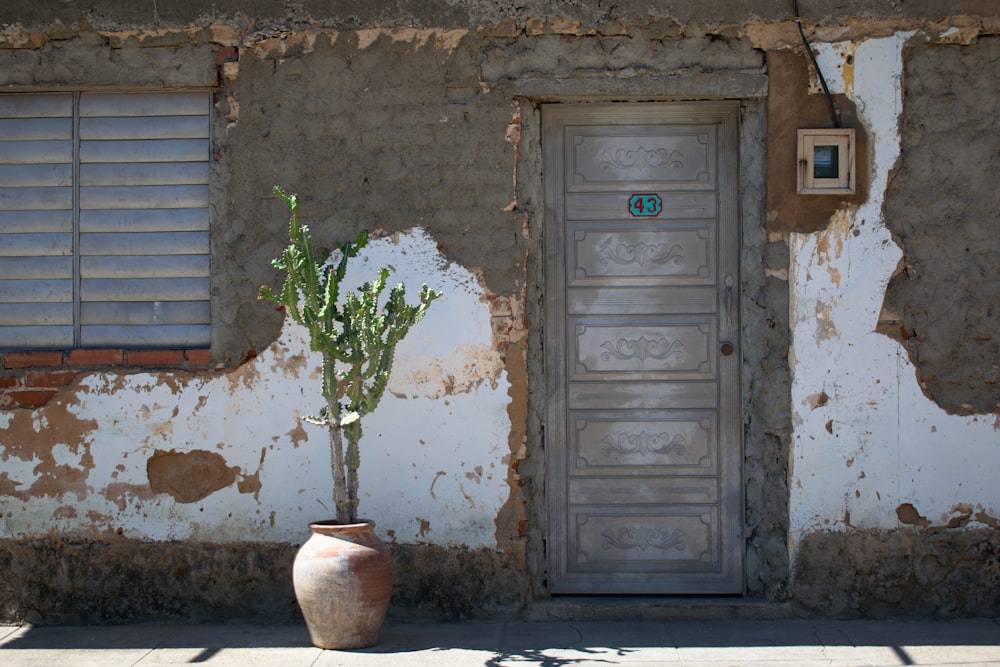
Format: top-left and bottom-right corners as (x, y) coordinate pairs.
(792, 529), (1000, 618)
(0, 539), (527, 624)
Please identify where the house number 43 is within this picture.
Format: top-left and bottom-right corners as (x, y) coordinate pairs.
(628, 193), (662, 217)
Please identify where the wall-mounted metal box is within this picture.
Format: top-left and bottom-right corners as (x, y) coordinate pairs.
(797, 128), (855, 195)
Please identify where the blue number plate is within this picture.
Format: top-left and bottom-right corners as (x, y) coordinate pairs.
(628, 193), (662, 217)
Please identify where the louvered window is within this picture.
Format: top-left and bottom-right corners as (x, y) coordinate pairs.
(0, 91), (211, 350)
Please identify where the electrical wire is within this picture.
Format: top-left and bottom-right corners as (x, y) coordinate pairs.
(792, 0), (840, 128)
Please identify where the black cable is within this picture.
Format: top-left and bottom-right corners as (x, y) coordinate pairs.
(793, 0), (841, 128)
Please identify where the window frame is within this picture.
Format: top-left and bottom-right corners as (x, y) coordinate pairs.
(0, 88), (213, 352)
(796, 128), (856, 195)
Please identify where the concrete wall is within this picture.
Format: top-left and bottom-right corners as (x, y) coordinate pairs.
(1, 1), (998, 621)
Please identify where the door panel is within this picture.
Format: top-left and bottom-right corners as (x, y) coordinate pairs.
(569, 224), (715, 283)
(565, 126), (717, 191)
(544, 102), (742, 594)
(570, 412), (717, 472)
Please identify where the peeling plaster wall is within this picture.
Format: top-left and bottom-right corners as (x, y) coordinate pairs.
(2, 232), (510, 546)
(1, 1), (999, 622)
(787, 32), (1000, 615)
(1, 7), (541, 622)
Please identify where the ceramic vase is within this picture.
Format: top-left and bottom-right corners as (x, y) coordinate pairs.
(292, 520), (392, 649)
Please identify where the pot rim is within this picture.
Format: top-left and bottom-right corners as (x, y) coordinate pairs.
(307, 519), (377, 536)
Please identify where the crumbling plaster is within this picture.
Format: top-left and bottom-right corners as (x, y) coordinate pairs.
(2, 1), (999, 33)
(787, 32), (1000, 575)
(881, 36), (1000, 415)
(1, 1), (998, 620)
(2, 231), (513, 548)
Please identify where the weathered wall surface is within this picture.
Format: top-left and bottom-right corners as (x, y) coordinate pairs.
(2, 231), (513, 545)
(3, 0), (997, 30)
(765, 49), (871, 234)
(882, 36), (1000, 415)
(787, 32), (1000, 616)
(0, 6), (783, 621)
(1, 231), (521, 620)
(1, 1), (999, 621)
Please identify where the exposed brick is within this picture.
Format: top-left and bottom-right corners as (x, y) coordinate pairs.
(215, 45), (238, 64)
(491, 316), (513, 341)
(485, 294), (513, 318)
(4, 351), (63, 369)
(3, 389), (57, 408)
(185, 350), (213, 366)
(524, 18), (545, 35)
(0, 376), (21, 389)
(481, 21), (519, 38)
(67, 349), (124, 366)
(127, 350), (185, 366)
(25, 370), (78, 388)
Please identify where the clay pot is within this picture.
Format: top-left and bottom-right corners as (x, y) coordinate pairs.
(292, 520), (392, 649)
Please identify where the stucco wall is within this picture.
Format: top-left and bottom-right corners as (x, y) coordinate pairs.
(787, 32), (1000, 616)
(1, 1), (999, 621)
(2, 230), (512, 545)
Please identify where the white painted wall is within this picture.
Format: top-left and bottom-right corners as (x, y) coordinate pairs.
(788, 34), (1000, 566)
(0, 229), (511, 548)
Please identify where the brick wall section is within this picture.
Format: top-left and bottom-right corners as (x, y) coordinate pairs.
(0, 350), (215, 409)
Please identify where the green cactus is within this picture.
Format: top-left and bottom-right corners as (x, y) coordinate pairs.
(260, 186), (440, 524)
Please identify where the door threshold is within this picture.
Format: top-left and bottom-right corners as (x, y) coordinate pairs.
(522, 596), (799, 622)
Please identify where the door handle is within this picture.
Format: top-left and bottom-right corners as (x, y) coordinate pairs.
(720, 341), (735, 356)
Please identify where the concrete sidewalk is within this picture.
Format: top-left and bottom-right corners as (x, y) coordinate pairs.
(2, 617), (1000, 666)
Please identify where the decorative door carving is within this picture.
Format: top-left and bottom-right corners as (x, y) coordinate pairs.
(544, 102), (742, 594)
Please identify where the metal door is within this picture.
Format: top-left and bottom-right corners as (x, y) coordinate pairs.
(543, 102), (742, 594)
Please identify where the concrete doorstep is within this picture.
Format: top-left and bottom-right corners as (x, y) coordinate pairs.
(2, 617), (1000, 666)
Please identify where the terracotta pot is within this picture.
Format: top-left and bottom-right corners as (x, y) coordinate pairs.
(293, 519), (392, 649)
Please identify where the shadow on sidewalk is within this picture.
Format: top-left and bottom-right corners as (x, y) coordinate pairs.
(3, 617), (999, 657)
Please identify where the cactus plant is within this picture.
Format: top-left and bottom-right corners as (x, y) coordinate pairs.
(260, 186), (440, 524)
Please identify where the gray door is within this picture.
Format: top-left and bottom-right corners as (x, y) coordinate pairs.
(543, 102), (742, 594)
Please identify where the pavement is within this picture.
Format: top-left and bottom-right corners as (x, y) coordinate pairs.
(2, 617), (1000, 666)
